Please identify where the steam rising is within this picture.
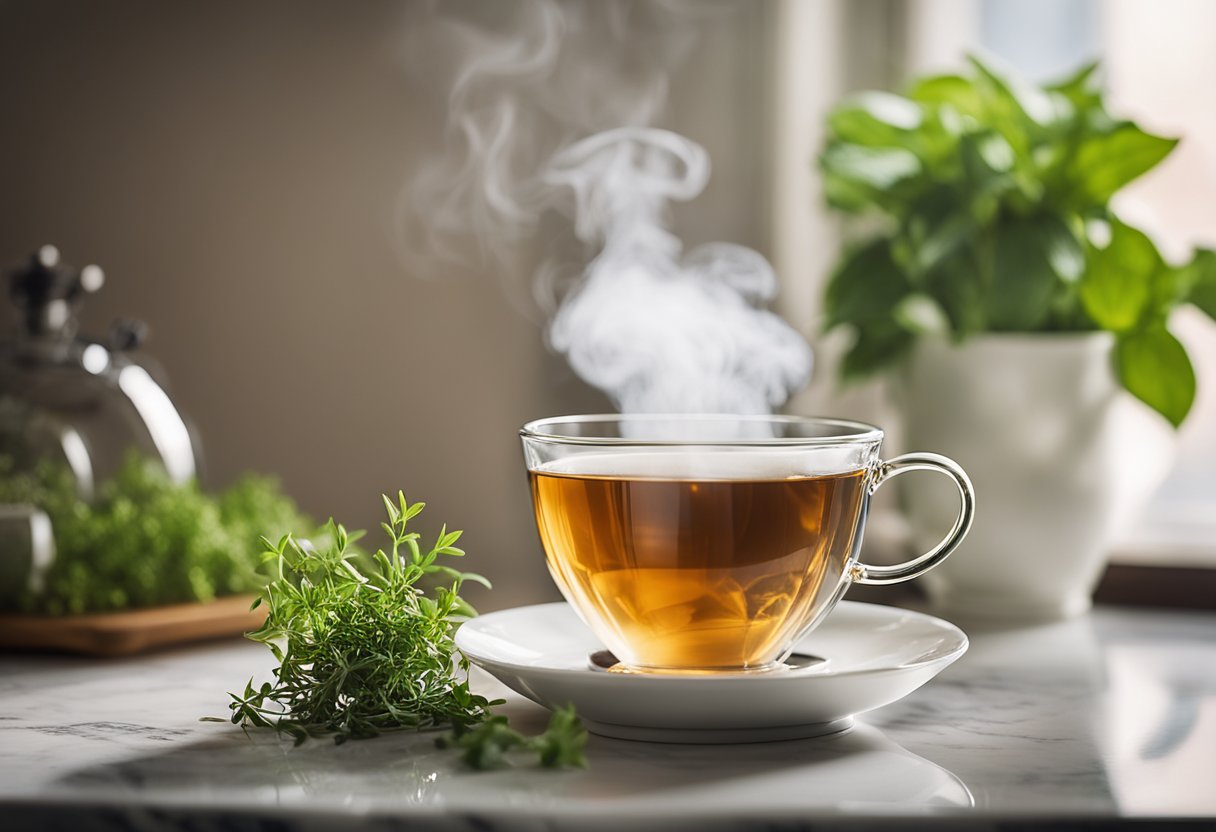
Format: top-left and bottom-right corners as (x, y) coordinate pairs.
(545, 128), (811, 413)
(402, 0), (812, 414)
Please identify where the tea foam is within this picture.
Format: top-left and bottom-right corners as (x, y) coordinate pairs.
(534, 449), (873, 481)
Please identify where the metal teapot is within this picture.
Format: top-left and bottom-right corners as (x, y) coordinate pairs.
(0, 246), (202, 498)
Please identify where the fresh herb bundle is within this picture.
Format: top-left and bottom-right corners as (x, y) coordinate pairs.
(0, 453), (310, 614)
(224, 492), (587, 768)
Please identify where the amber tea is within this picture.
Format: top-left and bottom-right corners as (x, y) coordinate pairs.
(530, 460), (868, 671)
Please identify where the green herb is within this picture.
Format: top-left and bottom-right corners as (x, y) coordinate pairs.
(0, 453), (310, 614)
(223, 492), (588, 768)
(820, 56), (1216, 427)
(226, 492), (496, 743)
(436, 704), (588, 770)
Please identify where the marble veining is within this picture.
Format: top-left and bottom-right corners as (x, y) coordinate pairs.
(2, 607), (1215, 830)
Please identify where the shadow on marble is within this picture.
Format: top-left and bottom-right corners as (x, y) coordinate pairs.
(43, 703), (973, 818)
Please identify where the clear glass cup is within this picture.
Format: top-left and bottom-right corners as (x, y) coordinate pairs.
(520, 414), (975, 674)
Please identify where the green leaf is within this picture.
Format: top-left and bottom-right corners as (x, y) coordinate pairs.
(437, 707), (586, 771)
(1183, 249), (1216, 320)
(923, 250), (987, 336)
(1079, 220), (1160, 332)
(532, 704), (588, 769)
(823, 239), (911, 330)
(381, 494), (400, 523)
(828, 92), (923, 147)
(458, 571), (492, 590)
(907, 74), (982, 116)
(985, 217), (1072, 331)
(1046, 60), (1102, 116)
(1116, 327), (1196, 427)
(902, 211), (977, 278)
(893, 293), (950, 335)
(1041, 216), (1086, 283)
(839, 324), (914, 380)
(820, 143), (922, 212)
(1048, 60), (1099, 91)
(969, 131), (1016, 175)
(969, 53), (1062, 129)
(1066, 123), (1178, 208)
(1149, 265), (1195, 321)
(965, 56), (1035, 160)
(430, 565), (492, 590)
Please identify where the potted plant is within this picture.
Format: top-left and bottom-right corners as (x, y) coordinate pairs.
(819, 57), (1216, 620)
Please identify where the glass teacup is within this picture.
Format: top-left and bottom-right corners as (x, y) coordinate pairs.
(520, 414), (975, 674)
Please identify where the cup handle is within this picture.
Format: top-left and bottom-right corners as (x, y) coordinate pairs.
(850, 452), (976, 586)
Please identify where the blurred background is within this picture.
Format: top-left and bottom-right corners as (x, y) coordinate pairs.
(1, 0), (1213, 610)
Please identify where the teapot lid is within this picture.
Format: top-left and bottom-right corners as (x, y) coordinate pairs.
(8, 245), (104, 339)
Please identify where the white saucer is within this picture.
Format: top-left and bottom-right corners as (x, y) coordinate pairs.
(456, 600), (968, 744)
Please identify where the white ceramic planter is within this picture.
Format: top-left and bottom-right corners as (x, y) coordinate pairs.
(894, 334), (1175, 621)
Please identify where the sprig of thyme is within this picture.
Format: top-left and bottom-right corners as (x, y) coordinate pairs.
(222, 491), (587, 769)
(437, 704), (588, 770)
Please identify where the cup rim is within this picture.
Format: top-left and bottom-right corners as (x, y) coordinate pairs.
(520, 413), (884, 447)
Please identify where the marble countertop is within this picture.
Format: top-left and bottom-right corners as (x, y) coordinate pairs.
(3, 604), (1215, 830)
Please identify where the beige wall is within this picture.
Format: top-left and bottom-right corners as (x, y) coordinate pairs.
(0, 0), (772, 609)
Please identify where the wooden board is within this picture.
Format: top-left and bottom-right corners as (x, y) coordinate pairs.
(0, 594), (266, 657)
